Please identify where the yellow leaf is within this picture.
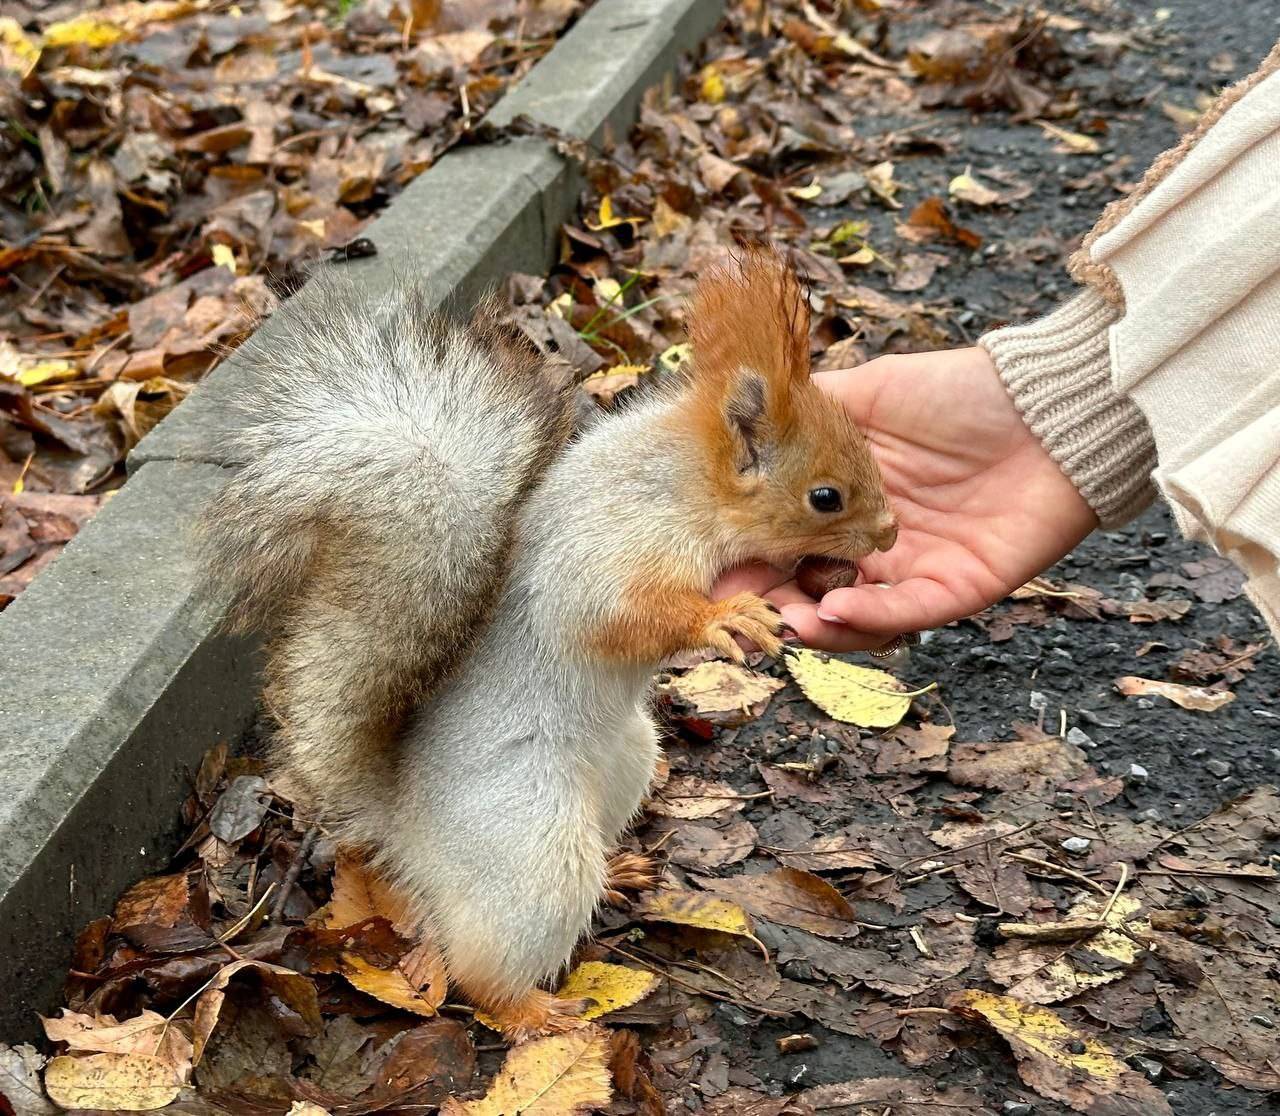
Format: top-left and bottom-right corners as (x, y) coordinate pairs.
(556, 961), (659, 1020)
(864, 160), (901, 208)
(837, 246), (876, 266)
(651, 196), (690, 238)
(700, 64), (725, 104)
(1034, 120), (1100, 155)
(43, 16), (127, 48)
(592, 276), (622, 306)
(211, 243), (236, 275)
(787, 178), (823, 201)
(547, 292), (574, 320)
(44, 1052), (182, 1111)
(1115, 675), (1234, 712)
(640, 889), (767, 958)
(441, 1025), (612, 1115)
(658, 342), (691, 373)
(340, 950), (445, 1016)
(0, 17), (40, 76)
(786, 649), (935, 728)
(951, 990), (1125, 1076)
(994, 895), (1148, 1004)
(585, 195), (642, 232)
(948, 170), (1000, 207)
(16, 359), (78, 386)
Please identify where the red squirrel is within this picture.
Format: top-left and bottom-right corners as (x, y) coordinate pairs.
(201, 249), (896, 1039)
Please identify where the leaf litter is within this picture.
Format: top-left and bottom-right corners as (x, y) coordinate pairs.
(13, 0), (1280, 1114)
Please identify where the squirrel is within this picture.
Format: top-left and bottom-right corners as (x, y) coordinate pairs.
(200, 249), (897, 1040)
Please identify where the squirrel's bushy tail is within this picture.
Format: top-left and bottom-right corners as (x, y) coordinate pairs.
(200, 274), (573, 827)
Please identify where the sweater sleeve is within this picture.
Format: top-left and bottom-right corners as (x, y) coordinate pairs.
(979, 289), (1155, 527)
(979, 40), (1280, 636)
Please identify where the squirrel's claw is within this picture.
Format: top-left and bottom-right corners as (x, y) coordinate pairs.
(475, 988), (591, 1044)
(701, 592), (786, 660)
(604, 851), (662, 908)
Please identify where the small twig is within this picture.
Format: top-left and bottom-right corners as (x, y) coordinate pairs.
(270, 826), (318, 923)
(895, 1007), (952, 1017)
(1004, 852), (1110, 896)
(1098, 862), (1129, 925)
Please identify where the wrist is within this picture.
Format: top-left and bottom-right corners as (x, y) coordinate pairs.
(979, 290), (1157, 528)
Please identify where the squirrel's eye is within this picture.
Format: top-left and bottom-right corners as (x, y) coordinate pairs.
(808, 487), (843, 513)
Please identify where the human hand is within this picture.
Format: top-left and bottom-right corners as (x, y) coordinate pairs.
(714, 346), (1098, 652)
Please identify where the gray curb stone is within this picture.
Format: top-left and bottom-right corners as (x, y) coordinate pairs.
(0, 0), (723, 1041)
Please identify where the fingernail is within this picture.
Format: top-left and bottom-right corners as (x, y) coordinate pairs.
(816, 608), (847, 625)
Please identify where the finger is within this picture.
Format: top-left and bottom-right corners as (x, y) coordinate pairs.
(779, 603), (888, 653)
(712, 562), (789, 601)
(819, 577), (960, 634)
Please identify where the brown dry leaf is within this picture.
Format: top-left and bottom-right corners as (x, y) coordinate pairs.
(650, 774), (746, 819)
(799, 1076), (984, 1111)
(43, 1052), (183, 1112)
(191, 959), (322, 1065)
(874, 722), (954, 774)
(988, 895), (1148, 1004)
(1035, 120), (1101, 154)
(440, 1025), (612, 1115)
(765, 832), (879, 873)
(949, 732), (1089, 792)
(660, 661), (784, 726)
(1159, 954), (1280, 1090)
(702, 868), (860, 938)
(948, 991), (1172, 1115)
(902, 196), (981, 249)
(666, 817), (758, 869)
(324, 851), (416, 933)
(41, 1010), (192, 1075)
(112, 873), (192, 931)
(0, 1043), (56, 1116)
(1114, 675), (1235, 712)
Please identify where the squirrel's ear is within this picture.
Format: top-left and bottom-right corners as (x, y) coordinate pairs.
(724, 370), (768, 474)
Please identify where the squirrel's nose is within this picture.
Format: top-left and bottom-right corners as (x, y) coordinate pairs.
(871, 512), (898, 552)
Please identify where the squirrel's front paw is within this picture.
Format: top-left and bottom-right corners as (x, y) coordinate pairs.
(700, 592), (785, 662)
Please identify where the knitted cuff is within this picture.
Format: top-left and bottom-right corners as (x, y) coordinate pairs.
(979, 289), (1157, 528)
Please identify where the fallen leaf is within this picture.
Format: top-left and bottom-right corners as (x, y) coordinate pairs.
(441, 1025), (612, 1115)
(639, 889), (762, 950)
(948, 990), (1172, 1115)
(191, 959), (322, 1065)
(650, 774), (746, 819)
(42, 1010), (192, 1075)
(660, 661), (784, 725)
(948, 170), (1000, 206)
(989, 895), (1149, 1004)
(1159, 954), (1280, 1090)
(702, 868), (859, 938)
(341, 940), (448, 1016)
(557, 962), (660, 1020)
(864, 160), (902, 208)
(787, 649), (934, 728)
(1035, 119), (1101, 154)
(0, 1043), (56, 1115)
(902, 196), (981, 249)
(43, 1052), (182, 1112)
(1115, 676), (1235, 712)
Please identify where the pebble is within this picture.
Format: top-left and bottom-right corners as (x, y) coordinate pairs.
(1137, 807), (1162, 823)
(1066, 727), (1096, 749)
(1061, 836), (1092, 855)
(1002, 1103), (1034, 1116)
(1182, 885), (1211, 908)
(1130, 1056), (1163, 1082)
(1067, 1039), (1087, 1055)
(1249, 1014), (1275, 1029)
(1205, 759), (1232, 777)
(1126, 763), (1149, 784)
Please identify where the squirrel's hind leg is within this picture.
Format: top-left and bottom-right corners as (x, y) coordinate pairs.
(462, 983), (590, 1044)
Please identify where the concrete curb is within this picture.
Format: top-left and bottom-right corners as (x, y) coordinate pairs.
(0, 0), (723, 1040)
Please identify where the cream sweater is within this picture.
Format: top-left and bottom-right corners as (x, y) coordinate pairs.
(981, 41), (1280, 637)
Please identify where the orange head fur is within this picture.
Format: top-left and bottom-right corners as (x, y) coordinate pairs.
(686, 249), (896, 568)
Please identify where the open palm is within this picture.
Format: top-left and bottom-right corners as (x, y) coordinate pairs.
(718, 347), (1098, 653)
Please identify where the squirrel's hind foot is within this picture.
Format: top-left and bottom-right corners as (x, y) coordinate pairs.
(473, 987), (591, 1044)
(604, 850), (662, 907)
